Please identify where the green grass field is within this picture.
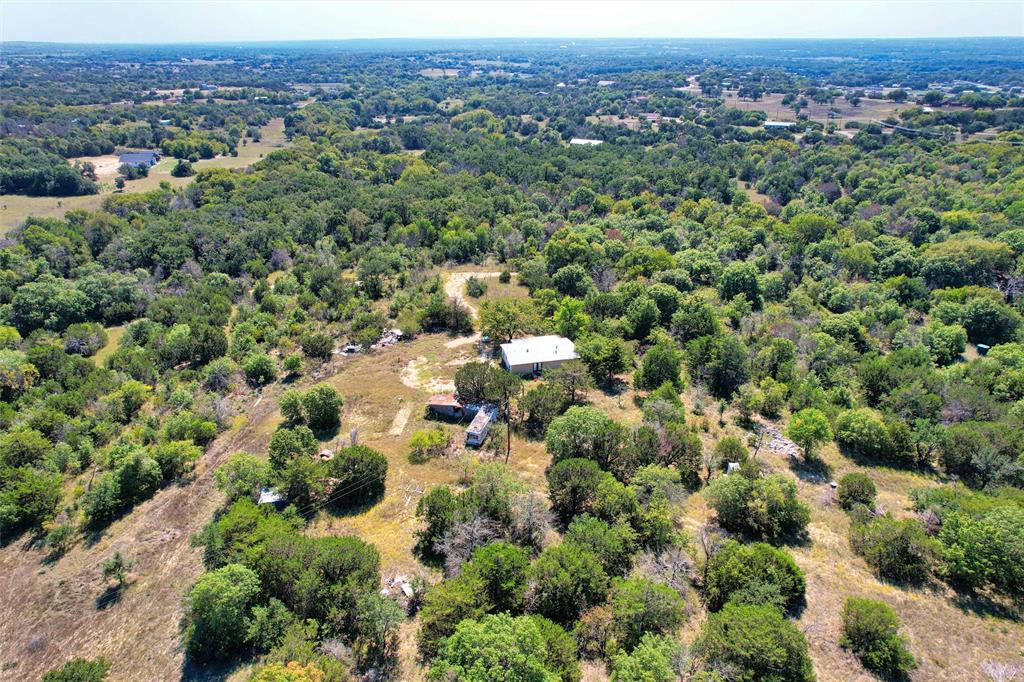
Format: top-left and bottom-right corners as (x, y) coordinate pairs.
(0, 118), (290, 233)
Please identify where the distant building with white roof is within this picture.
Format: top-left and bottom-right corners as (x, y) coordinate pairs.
(569, 138), (603, 146)
(500, 335), (578, 376)
(763, 121), (797, 129)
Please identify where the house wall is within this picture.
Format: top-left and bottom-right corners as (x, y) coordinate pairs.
(429, 404), (465, 419)
(505, 359), (569, 375)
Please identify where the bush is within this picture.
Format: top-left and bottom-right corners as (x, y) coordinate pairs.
(546, 458), (607, 524)
(705, 474), (810, 542)
(609, 577), (686, 651)
(326, 444), (387, 507)
(840, 597), (916, 677)
(529, 543), (610, 625)
(835, 408), (900, 461)
(409, 426), (450, 463)
(417, 574), (489, 658)
(695, 603), (815, 682)
(465, 276), (489, 298)
(243, 353), (277, 385)
(499, 270), (512, 284)
(428, 613), (562, 681)
(301, 384), (343, 431)
(937, 506), (1024, 596)
(610, 633), (684, 682)
(300, 331), (333, 360)
(705, 539), (806, 614)
(564, 514), (637, 577)
(462, 541), (530, 614)
(849, 513), (937, 583)
(527, 615), (581, 682)
(171, 159), (195, 177)
(186, 563), (261, 661)
(837, 472), (876, 510)
(43, 658), (111, 682)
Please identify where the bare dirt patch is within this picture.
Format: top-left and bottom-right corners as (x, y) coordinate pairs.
(389, 406), (412, 437)
(70, 154), (122, 178)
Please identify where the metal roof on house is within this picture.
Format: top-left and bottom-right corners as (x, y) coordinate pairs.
(118, 151), (161, 166)
(500, 335), (578, 367)
(569, 138), (603, 146)
(428, 393), (463, 408)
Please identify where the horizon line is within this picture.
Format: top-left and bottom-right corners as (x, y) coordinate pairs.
(3, 35), (1023, 47)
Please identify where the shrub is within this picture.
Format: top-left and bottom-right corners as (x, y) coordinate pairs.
(787, 408), (833, 459)
(465, 276), (489, 298)
(409, 427), (450, 463)
(837, 472), (876, 510)
(300, 331), (333, 360)
(267, 426), (318, 469)
(610, 633), (684, 682)
(840, 597), (916, 677)
(428, 613), (561, 681)
(462, 541), (531, 614)
(325, 445), (388, 507)
(835, 408), (897, 461)
(529, 543), (610, 625)
(528, 615), (581, 682)
(609, 577), (686, 650)
(415, 485), (463, 552)
(214, 451), (270, 501)
(849, 514), (937, 583)
(417, 574), (489, 658)
(43, 658), (111, 682)
(705, 474), (811, 542)
(938, 506), (1024, 596)
(695, 603), (815, 682)
(705, 539), (806, 614)
(546, 458), (606, 524)
(301, 383), (343, 431)
(243, 353), (277, 385)
(186, 563), (261, 661)
(564, 514), (637, 577)
(499, 270), (512, 284)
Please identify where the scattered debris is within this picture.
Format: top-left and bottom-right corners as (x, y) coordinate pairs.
(372, 328), (404, 350)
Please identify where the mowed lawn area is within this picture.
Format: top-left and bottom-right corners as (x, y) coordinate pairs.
(0, 118), (291, 233)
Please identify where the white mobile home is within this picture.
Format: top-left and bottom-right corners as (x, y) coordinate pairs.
(500, 335), (578, 376)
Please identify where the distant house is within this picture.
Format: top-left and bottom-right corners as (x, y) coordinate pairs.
(466, 406), (498, 447)
(569, 138), (603, 146)
(640, 112), (661, 122)
(763, 121), (797, 130)
(118, 151), (161, 167)
(500, 335), (578, 376)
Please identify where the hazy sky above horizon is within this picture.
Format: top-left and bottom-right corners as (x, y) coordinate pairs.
(2, 0), (1022, 43)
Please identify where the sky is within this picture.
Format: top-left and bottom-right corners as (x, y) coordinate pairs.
(1, 0), (1022, 44)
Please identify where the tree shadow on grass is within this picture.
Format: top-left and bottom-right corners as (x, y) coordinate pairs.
(180, 659), (248, 682)
(95, 584), (123, 610)
(950, 587), (1022, 622)
(787, 453), (832, 484)
(322, 488), (386, 519)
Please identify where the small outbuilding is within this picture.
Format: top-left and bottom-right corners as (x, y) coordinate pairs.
(500, 335), (578, 376)
(427, 393), (473, 419)
(569, 137), (603, 146)
(763, 121), (797, 130)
